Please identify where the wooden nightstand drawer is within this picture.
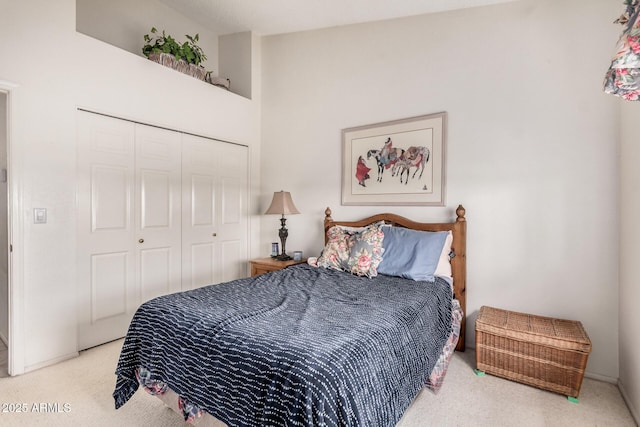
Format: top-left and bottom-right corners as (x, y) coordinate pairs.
(249, 257), (307, 277)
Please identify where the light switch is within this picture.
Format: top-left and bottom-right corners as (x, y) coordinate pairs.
(34, 208), (47, 224)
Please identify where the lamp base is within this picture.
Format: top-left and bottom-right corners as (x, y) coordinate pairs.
(274, 253), (292, 261)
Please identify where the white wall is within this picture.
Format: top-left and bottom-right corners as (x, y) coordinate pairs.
(261, 0), (621, 379)
(0, 0), (261, 372)
(220, 32), (253, 99)
(619, 101), (640, 422)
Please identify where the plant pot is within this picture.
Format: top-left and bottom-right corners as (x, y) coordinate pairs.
(148, 52), (176, 68)
(148, 52), (206, 81)
(187, 63), (206, 80)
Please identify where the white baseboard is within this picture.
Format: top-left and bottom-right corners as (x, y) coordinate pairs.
(22, 351), (79, 375)
(618, 379), (640, 426)
(584, 371), (618, 384)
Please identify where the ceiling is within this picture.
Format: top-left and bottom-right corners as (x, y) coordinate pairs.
(158, 0), (517, 36)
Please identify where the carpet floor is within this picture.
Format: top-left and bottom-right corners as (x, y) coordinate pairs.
(0, 339), (636, 426)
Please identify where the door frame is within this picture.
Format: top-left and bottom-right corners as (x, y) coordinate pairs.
(0, 80), (24, 375)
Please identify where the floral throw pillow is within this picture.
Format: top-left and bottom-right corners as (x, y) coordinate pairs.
(317, 226), (352, 271)
(345, 222), (385, 278)
(317, 222), (385, 277)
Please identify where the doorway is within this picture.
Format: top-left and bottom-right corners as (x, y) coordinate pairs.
(0, 91), (8, 377)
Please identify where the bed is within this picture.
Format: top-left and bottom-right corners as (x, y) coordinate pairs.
(113, 205), (467, 426)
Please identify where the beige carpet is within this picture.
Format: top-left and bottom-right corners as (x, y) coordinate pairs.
(0, 339), (636, 427)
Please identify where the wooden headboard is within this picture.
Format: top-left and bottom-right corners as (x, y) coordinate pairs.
(323, 205), (467, 352)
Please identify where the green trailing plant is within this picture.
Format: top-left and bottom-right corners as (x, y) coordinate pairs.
(183, 34), (207, 66)
(142, 27), (177, 57)
(142, 27), (207, 66)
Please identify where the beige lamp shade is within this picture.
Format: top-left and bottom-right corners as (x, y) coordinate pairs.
(264, 191), (300, 215)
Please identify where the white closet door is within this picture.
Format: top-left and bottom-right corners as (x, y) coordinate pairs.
(182, 134), (248, 290)
(78, 115), (183, 350)
(77, 112), (136, 350)
(78, 111), (248, 350)
(216, 139), (249, 283)
(134, 124), (182, 301)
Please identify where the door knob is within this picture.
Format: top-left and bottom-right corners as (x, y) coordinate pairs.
(212, 233), (217, 237)
(138, 239), (144, 243)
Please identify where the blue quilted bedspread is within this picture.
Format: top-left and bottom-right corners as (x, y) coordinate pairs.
(113, 263), (453, 427)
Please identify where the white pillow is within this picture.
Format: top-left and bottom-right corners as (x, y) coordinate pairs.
(434, 231), (453, 279)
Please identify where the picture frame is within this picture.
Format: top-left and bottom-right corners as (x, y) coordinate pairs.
(341, 112), (447, 206)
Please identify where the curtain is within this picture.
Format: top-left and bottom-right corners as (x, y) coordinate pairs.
(604, 0), (640, 100)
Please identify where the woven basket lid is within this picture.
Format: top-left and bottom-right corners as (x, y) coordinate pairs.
(476, 305), (592, 352)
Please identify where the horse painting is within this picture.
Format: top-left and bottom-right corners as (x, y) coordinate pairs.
(393, 146), (430, 184)
(355, 155), (371, 187)
(366, 138), (405, 183)
(366, 149), (383, 182)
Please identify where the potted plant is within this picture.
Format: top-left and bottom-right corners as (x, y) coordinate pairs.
(142, 27), (207, 80)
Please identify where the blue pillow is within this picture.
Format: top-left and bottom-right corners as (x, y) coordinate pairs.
(378, 227), (449, 281)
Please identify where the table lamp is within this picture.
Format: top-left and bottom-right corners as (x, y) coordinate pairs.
(264, 191), (300, 261)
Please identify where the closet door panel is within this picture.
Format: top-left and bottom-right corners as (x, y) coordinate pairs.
(221, 177), (242, 225)
(191, 174), (215, 226)
(190, 243), (216, 289)
(186, 173), (217, 289)
(182, 134), (219, 289)
(91, 252), (129, 321)
(140, 170), (172, 228)
(140, 247), (172, 302)
(91, 165), (130, 231)
(135, 124), (182, 298)
(217, 143), (248, 282)
(182, 134), (248, 289)
(77, 112), (136, 350)
(220, 240), (243, 283)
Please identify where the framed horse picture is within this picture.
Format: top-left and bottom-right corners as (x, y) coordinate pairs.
(341, 112), (447, 206)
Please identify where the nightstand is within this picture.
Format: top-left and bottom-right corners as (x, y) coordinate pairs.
(249, 257), (307, 277)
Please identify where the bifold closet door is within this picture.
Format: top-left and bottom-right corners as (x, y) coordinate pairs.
(78, 111), (248, 349)
(77, 112), (136, 350)
(134, 124), (182, 302)
(182, 134), (248, 290)
(77, 113), (182, 350)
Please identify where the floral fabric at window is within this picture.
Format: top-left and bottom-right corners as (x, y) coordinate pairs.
(604, 0), (640, 101)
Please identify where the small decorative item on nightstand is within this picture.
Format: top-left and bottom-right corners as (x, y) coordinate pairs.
(293, 251), (303, 261)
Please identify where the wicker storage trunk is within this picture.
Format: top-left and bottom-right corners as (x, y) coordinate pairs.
(475, 306), (592, 398)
